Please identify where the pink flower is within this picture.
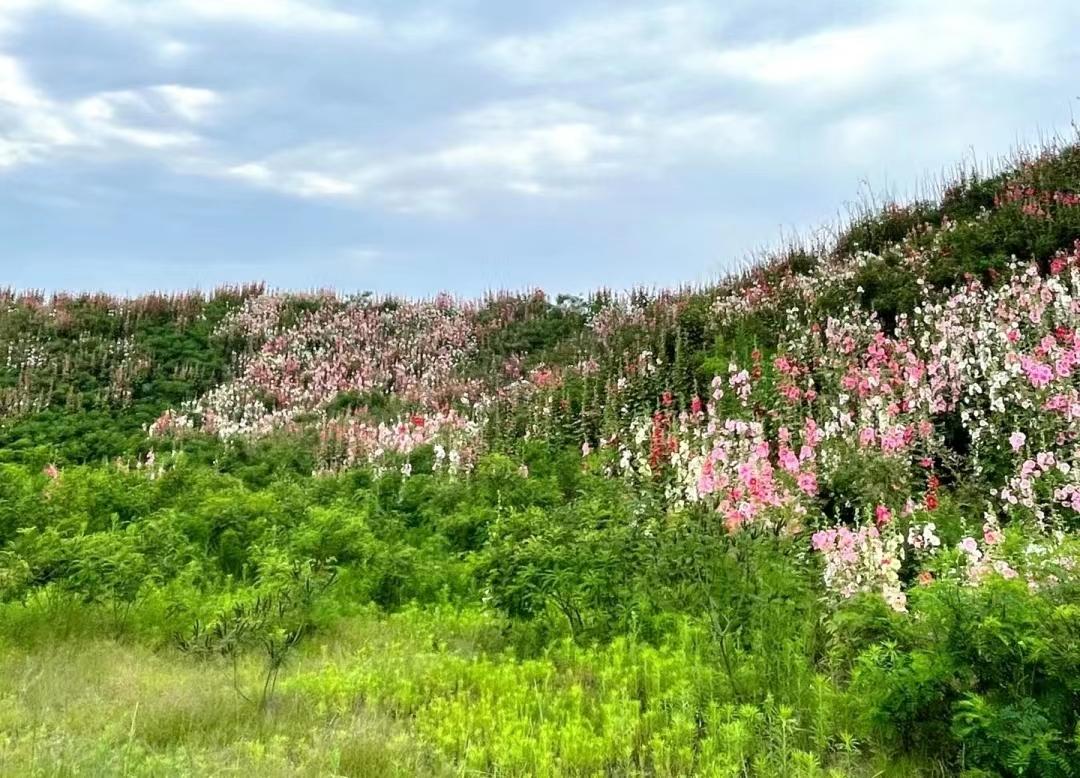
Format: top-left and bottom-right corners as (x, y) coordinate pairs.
(811, 529), (835, 551)
(781, 384), (802, 402)
(796, 471), (818, 495)
(880, 426), (906, 453)
(1009, 431), (1026, 451)
(959, 537), (981, 559)
(778, 447), (800, 473)
(803, 419), (824, 446)
(1022, 357), (1054, 388)
(874, 504), (893, 527)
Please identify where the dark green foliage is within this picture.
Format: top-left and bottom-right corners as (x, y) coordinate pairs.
(844, 580), (1080, 776)
(835, 201), (941, 259)
(0, 287), (257, 464)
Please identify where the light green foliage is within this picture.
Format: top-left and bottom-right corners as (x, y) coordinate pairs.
(3, 457), (1074, 775)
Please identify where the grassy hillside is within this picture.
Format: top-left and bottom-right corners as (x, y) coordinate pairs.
(1, 141), (1080, 776)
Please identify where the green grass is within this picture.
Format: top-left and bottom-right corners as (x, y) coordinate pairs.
(0, 604), (939, 778)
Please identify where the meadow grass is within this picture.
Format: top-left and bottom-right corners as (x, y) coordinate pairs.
(0, 603), (945, 778)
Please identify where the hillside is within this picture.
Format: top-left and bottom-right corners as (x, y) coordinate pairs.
(1, 141), (1080, 776)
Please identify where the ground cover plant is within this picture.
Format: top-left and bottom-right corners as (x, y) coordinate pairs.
(1, 140), (1080, 776)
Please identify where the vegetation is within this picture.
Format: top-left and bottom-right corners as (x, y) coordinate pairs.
(2, 141), (1080, 776)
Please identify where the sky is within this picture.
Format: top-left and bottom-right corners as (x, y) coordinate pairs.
(1, 0), (1078, 298)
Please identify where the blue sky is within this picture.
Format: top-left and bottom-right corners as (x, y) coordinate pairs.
(1, 0), (1078, 297)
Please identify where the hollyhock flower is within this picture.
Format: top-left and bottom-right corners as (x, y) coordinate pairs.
(875, 504), (893, 527)
(1009, 431), (1026, 451)
(959, 537), (981, 561)
(883, 587), (907, 613)
(796, 472), (818, 495)
(811, 529), (834, 552)
(781, 384), (802, 402)
(1022, 357), (1054, 388)
(994, 560), (1018, 580)
(710, 375), (724, 401)
(880, 426), (907, 453)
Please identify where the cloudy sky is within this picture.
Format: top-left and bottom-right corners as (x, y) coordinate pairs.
(1, 0), (1078, 296)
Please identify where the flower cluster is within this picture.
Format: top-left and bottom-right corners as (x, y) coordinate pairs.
(812, 523), (907, 611)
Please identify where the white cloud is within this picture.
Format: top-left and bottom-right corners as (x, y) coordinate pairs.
(213, 98), (768, 212)
(152, 0), (366, 31)
(11, 0), (368, 33)
(2, 0), (1074, 224)
(481, 1), (1060, 100)
(157, 39), (194, 62)
(4, 0), (464, 48)
(152, 85), (219, 123)
(482, 3), (725, 85)
(690, 8), (1042, 95)
(0, 55), (78, 168)
(0, 55), (218, 167)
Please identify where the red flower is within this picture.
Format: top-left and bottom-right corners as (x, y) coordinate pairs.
(649, 411), (671, 470)
(924, 492), (939, 511)
(410, 415), (425, 427)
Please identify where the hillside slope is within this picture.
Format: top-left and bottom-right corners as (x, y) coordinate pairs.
(1, 141), (1079, 777)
